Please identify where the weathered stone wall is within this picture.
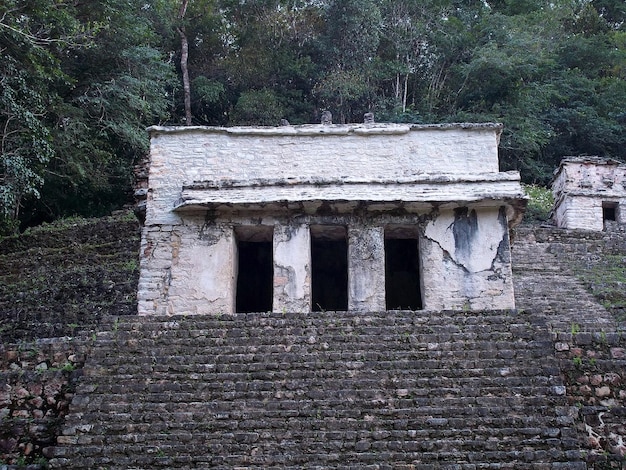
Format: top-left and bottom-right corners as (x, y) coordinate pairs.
(139, 123), (525, 315)
(273, 223), (311, 312)
(553, 157), (626, 231)
(145, 124), (504, 225)
(139, 206), (517, 315)
(513, 223), (626, 467)
(0, 338), (89, 467)
(555, 331), (626, 467)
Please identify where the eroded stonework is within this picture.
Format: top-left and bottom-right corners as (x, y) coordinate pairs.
(138, 122), (526, 315)
(553, 156), (626, 231)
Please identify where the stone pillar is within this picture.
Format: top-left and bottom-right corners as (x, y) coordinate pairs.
(137, 225), (174, 315)
(618, 199), (626, 225)
(348, 224), (385, 312)
(273, 223), (311, 313)
(167, 224), (236, 314)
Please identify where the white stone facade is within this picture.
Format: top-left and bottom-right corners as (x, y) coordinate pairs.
(553, 157), (626, 231)
(138, 123), (526, 315)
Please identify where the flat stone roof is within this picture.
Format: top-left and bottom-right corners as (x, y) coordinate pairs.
(558, 156), (623, 166)
(147, 122), (503, 137)
(552, 156), (626, 182)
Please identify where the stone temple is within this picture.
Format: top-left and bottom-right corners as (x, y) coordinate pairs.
(552, 156), (626, 231)
(137, 121), (527, 316)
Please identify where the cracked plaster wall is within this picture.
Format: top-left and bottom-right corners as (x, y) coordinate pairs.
(422, 206), (515, 310)
(138, 209), (517, 315)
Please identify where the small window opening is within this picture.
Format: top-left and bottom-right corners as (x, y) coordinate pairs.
(385, 227), (422, 310)
(603, 201), (618, 223)
(310, 225), (348, 312)
(235, 226), (273, 313)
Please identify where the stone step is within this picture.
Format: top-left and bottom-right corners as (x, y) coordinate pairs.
(60, 405), (568, 422)
(93, 328), (549, 344)
(105, 314), (531, 329)
(58, 429), (567, 451)
(65, 394), (560, 411)
(88, 338), (550, 353)
(69, 386), (563, 406)
(80, 367), (558, 384)
(84, 348), (551, 367)
(92, 329), (545, 342)
(49, 312), (584, 469)
(59, 432), (565, 453)
(108, 315), (525, 324)
(53, 452), (578, 470)
(93, 333), (547, 344)
(73, 366), (558, 386)
(77, 367), (557, 384)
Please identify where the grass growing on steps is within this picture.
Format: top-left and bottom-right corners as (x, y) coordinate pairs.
(575, 253), (626, 324)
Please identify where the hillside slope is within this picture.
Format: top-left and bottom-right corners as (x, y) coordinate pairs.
(0, 212), (140, 342)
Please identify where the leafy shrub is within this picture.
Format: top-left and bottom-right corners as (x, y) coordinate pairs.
(231, 89), (285, 126)
(523, 184), (554, 222)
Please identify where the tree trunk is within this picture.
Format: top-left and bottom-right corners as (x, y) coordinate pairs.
(395, 72), (401, 101)
(402, 73), (408, 113)
(178, 26), (192, 125)
(178, 0), (192, 125)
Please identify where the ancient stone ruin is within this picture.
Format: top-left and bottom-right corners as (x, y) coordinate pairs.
(553, 156), (626, 231)
(138, 121), (527, 315)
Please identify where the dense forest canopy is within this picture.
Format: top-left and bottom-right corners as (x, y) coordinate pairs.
(1, 0), (625, 233)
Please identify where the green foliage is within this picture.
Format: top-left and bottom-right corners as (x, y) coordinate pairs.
(19, 2), (177, 226)
(231, 89), (286, 126)
(0, 1), (75, 233)
(192, 76), (226, 123)
(313, 70), (373, 123)
(314, 0), (382, 123)
(522, 184), (554, 223)
(322, 0), (382, 71)
(2, 0), (625, 228)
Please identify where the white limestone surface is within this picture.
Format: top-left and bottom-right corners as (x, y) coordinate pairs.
(422, 206), (514, 310)
(138, 123), (525, 315)
(273, 223), (311, 312)
(348, 224), (386, 312)
(553, 157), (626, 230)
(145, 124), (505, 225)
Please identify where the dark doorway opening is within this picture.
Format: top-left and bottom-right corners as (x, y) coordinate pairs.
(311, 226), (348, 311)
(603, 201), (618, 223)
(235, 227), (273, 313)
(385, 237), (422, 310)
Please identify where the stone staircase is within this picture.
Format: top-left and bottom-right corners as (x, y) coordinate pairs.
(50, 310), (584, 469)
(511, 226), (617, 333)
(49, 223), (626, 469)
